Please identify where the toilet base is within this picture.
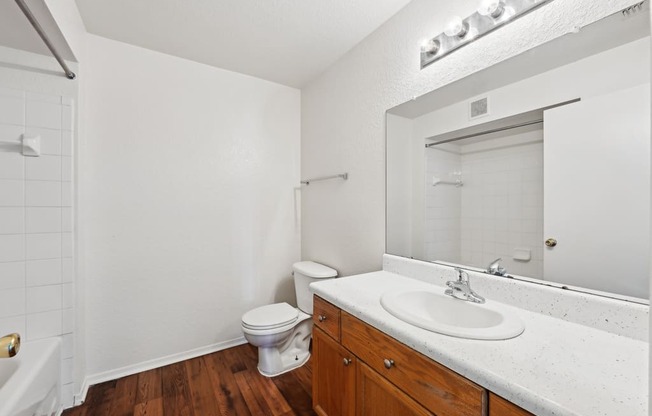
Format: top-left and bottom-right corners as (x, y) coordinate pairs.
(257, 350), (310, 377)
(252, 317), (313, 377)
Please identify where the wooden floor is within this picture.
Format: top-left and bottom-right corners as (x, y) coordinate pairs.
(63, 344), (316, 416)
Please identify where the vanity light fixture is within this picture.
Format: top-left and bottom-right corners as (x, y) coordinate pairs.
(622, 1), (646, 16)
(421, 38), (441, 57)
(420, 0), (555, 69)
(444, 16), (469, 38)
(478, 0), (505, 19)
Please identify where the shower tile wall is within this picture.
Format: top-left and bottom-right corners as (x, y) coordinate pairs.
(0, 87), (74, 407)
(424, 131), (544, 278)
(460, 138), (544, 278)
(424, 147), (462, 262)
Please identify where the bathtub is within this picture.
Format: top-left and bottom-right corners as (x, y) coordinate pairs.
(0, 338), (61, 416)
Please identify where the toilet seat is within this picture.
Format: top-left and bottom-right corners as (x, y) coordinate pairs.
(242, 302), (299, 331)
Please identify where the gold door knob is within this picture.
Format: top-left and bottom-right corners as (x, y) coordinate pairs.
(545, 238), (557, 248)
(0, 333), (20, 358)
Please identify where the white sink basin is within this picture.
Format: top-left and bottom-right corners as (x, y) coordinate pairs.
(380, 289), (525, 340)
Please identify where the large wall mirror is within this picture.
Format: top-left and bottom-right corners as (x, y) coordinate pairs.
(386, 3), (651, 302)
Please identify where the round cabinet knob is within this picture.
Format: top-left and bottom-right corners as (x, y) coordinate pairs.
(383, 359), (395, 369)
(318, 315), (326, 322)
(343, 358), (352, 366)
(545, 238), (558, 248)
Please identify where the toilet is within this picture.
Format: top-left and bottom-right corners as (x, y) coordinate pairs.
(241, 261), (337, 377)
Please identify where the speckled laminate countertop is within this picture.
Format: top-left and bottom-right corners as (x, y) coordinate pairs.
(309, 271), (648, 416)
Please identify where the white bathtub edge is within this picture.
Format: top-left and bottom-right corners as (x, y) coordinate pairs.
(72, 336), (247, 406)
(0, 338), (62, 416)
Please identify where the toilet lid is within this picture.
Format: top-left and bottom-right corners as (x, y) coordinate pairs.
(242, 302), (299, 329)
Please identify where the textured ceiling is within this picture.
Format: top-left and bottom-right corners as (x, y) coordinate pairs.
(0, 0), (75, 61)
(74, 0), (413, 87)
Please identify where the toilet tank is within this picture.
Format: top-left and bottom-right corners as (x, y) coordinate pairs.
(293, 261), (337, 314)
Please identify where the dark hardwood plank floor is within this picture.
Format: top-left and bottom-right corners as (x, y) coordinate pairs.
(63, 344), (316, 416)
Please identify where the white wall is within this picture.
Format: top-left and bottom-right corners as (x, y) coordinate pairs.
(47, 0), (304, 398)
(301, 0), (639, 276)
(0, 46), (77, 408)
(386, 114), (413, 257)
(81, 35), (301, 378)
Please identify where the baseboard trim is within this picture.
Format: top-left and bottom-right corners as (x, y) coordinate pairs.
(73, 337), (247, 406)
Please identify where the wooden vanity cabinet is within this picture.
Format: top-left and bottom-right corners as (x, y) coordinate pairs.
(312, 295), (531, 416)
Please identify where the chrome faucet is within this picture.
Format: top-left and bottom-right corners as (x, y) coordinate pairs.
(445, 268), (485, 304)
(486, 258), (506, 276)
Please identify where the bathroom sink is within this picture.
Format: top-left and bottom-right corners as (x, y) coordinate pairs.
(380, 289), (524, 340)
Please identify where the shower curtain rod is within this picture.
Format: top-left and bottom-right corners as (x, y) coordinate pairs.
(425, 119), (543, 148)
(14, 0), (76, 80)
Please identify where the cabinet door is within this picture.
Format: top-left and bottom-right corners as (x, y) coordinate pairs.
(313, 327), (356, 416)
(357, 361), (434, 416)
(489, 393), (532, 416)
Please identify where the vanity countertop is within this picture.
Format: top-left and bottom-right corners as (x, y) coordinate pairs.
(310, 271), (648, 416)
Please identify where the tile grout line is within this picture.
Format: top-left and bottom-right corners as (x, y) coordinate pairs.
(60, 95), (69, 397)
(22, 91), (27, 338)
(60, 95), (65, 342)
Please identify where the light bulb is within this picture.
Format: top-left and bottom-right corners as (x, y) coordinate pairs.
(444, 16), (468, 38)
(421, 38), (441, 55)
(478, 0), (504, 18)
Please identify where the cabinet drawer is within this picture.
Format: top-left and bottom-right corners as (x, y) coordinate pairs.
(341, 312), (487, 416)
(489, 393), (533, 416)
(313, 296), (341, 341)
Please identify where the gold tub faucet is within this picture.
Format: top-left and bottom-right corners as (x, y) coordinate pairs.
(0, 333), (20, 358)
